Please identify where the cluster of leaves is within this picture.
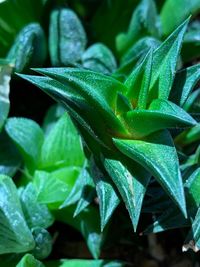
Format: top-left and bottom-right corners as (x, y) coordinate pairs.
(1, 0), (200, 266)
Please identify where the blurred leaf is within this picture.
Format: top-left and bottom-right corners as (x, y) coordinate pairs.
(49, 8), (87, 66)
(183, 207), (200, 252)
(116, 0), (160, 56)
(0, 0), (46, 56)
(160, 0), (200, 36)
(104, 157), (150, 231)
(183, 88), (200, 112)
(113, 130), (187, 217)
(175, 123), (200, 147)
(54, 206), (103, 259)
(16, 254), (44, 267)
(46, 259), (124, 267)
(19, 183), (54, 229)
(31, 227), (52, 260)
(0, 130), (21, 176)
(39, 113), (85, 171)
(182, 21), (200, 62)
(82, 43), (117, 74)
(92, 0), (139, 50)
(171, 64), (200, 106)
(144, 168), (200, 234)
(42, 104), (65, 135)
(6, 23), (47, 73)
(0, 175), (34, 254)
(5, 118), (44, 174)
(0, 62), (12, 130)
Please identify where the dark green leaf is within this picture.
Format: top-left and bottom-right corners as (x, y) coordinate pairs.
(54, 206), (103, 259)
(104, 157), (150, 231)
(149, 19), (189, 101)
(171, 64), (200, 106)
(183, 207), (200, 252)
(90, 158), (120, 231)
(113, 130), (187, 217)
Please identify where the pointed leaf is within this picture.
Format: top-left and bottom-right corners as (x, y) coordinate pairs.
(175, 123), (200, 147)
(149, 19), (189, 100)
(121, 99), (196, 138)
(113, 130), (187, 217)
(60, 167), (88, 208)
(0, 175), (35, 254)
(104, 158), (150, 231)
(90, 158), (120, 231)
(74, 171), (95, 217)
(31, 68), (127, 135)
(125, 50), (152, 109)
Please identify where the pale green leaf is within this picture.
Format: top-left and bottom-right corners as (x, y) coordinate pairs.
(0, 175), (35, 254)
(82, 43), (117, 74)
(160, 0), (200, 35)
(39, 113), (85, 170)
(49, 8), (87, 66)
(19, 183), (54, 229)
(16, 254), (44, 267)
(5, 118), (44, 173)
